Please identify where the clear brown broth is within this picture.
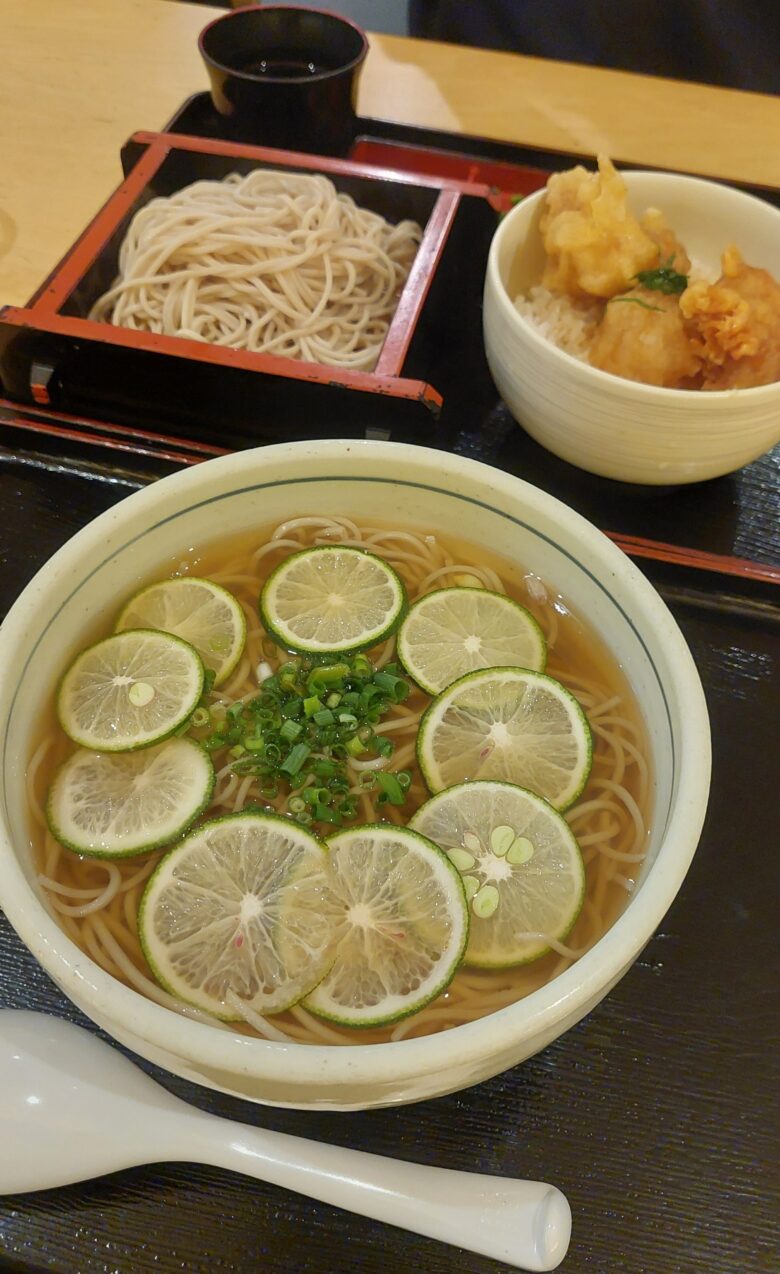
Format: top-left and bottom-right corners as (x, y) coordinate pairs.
(27, 520), (651, 1045)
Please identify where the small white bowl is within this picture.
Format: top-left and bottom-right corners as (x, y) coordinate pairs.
(483, 170), (780, 484)
(0, 440), (710, 1108)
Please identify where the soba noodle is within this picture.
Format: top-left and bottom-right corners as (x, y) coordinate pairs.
(28, 519), (650, 1046)
(89, 171), (423, 371)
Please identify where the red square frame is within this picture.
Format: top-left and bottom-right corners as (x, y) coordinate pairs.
(1, 131), (493, 411)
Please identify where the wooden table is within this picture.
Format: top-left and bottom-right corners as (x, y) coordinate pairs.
(1, 6), (779, 1274)
(2, 0), (780, 310)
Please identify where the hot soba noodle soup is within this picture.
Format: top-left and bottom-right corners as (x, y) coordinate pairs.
(89, 170), (423, 372)
(27, 517), (650, 1046)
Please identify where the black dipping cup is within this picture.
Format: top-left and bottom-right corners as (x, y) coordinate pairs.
(199, 6), (368, 156)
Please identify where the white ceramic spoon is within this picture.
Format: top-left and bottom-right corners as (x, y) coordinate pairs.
(0, 1011), (570, 1271)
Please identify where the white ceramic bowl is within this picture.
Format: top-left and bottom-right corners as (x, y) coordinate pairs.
(483, 171), (780, 484)
(0, 440), (710, 1108)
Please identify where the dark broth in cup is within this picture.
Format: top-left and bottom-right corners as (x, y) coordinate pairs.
(237, 53), (334, 78)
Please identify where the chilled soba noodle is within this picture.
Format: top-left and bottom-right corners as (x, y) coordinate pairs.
(28, 519), (650, 1045)
(89, 171), (423, 371)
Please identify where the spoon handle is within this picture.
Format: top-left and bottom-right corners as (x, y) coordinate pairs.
(184, 1116), (570, 1271)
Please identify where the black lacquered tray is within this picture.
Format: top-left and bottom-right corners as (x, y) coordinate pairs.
(0, 99), (779, 1274)
(1, 436), (779, 1274)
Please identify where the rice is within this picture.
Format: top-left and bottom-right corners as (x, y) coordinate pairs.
(513, 286), (601, 360)
(514, 257), (715, 363)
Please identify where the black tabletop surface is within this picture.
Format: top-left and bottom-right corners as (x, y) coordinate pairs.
(0, 430), (778, 1274)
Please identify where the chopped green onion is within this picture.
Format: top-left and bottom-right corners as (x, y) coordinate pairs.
(376, 771), (406, 805)
(373, 671), (409, 701)
(279, 719), (302, 743)
(311, 759), (339, 778)
(204, 647), (417, 829)
(307, 663), (350, 688)
(303, 786), (331, 806)
(280, 743), (311, 776)
(359, 686), (384, 709)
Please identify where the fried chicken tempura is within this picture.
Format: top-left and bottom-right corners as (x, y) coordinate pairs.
(525, 156), (780, 393)
(680, 246), (780, 389)
(540, 155), (659, 299)
(640, 208), (691, 275)
(589, 287), (701, 387)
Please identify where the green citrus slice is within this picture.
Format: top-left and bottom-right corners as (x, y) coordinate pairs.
(57, 630), (205, 752)
(303, 824), (468, 1027)
(397, 586), (546, 694)
(139, 812), (336, 1019)
(410, 781), (585, 967)
(115, 577), (246, 687)
(260, 546), (406, 654)
(417, 667), (592, 810)
(46, 737), (214, 858)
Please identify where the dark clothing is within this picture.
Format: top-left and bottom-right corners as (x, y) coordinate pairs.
(409, 0), (780, 94)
